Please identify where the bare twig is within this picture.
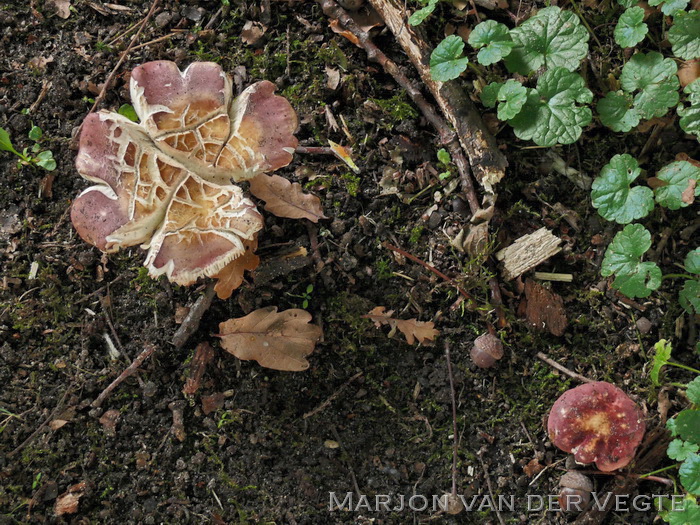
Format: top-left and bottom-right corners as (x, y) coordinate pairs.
(303, 371), (363, 419)
(478, 455), (506, 525)
(92, 344), (157, 407)
(72, 0), (160, 148)
(535, 351), (594, 383)
(172, 281), (217, 348)
(383, 242), (475, 304)
(445, 343), (459, 497)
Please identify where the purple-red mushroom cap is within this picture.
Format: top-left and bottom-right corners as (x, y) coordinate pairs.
(547, 381), (646, 472)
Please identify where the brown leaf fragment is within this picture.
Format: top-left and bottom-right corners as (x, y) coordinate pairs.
(523, 458), (544, 478)
(218, 307), (322, 371)
(49, 419), (69, 431)
(678, 59), (700, 88)
(681, 178), (697, 205)
(329, 19), (360, 46)
(252, 246), (311, 285)
(249, 173), (326, 223)
(202, 392), (225, 415)
(99, 408), (121, 436)
(523, 278), (568, 336)
(183, 342), (215, 396)
(241, 20), (267, 45)
(213, 237), (260, 299)
(362, 306), (439, 345)
(46, 0), (71, 19)
(54, 482), (86, 516)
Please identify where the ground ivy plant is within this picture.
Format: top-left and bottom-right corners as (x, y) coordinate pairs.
(0, 125), (56, 171)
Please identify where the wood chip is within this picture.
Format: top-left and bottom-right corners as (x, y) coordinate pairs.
(495, 227), (562, 280)
(521, 278), (568, 336)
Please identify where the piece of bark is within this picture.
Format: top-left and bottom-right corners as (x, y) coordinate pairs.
(368, 0), (507, 192)
(495, 228), (562, 280)
(522, 278), (568, 336)
(182, 342), (215, 396)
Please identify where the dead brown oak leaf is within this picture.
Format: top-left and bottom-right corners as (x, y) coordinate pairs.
(363, 306), (439, 345)
(218, 307), (322, 371)
(249, 174), (327, 222)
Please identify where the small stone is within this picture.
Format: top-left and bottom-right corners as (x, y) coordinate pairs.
(427, 211), (442, 229)
(635, 317), (652, 334)
(155, 11), (173, 28)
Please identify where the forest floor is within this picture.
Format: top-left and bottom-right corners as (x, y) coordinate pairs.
(0, 1), (698, 524)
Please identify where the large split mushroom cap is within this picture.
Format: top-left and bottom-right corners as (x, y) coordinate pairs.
(547, 381), (646, 472)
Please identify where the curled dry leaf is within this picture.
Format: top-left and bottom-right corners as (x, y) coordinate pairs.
(249, 173), (327, 223)
(182, 341), (215, 396)
(363, 306), (439, 345)
(71, 61), (314, 292)
(218, 306), (322, 371)
(54, 482), (87, 516)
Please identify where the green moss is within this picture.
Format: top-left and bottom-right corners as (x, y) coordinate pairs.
(369, 92), (419, 121)
(408, 225), (424, 245)
(340, 172), (361, 197)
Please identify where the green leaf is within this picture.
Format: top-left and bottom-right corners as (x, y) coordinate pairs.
(616, 0), (636, 6)
(0, 127), (18, 154)
(601, 224), (661, 298)
(34, 150), (56, 171)
(508, 68), (592, 146)
(668, 499), (700, 525)
(687, 377), (700, 404)
(678, 80), (700, 141)
(669, 439), (700, 461)
(28, 125), (43, 142)
(430, 35), (469, 82)
(651, 339), (672, 386)
(468, 20), (515, 66)
(437, 148), (451, 165)
(480, 82), (503, 108)
(409, 0), (439, 26)
(668, 417), (679, 436)
(620, 51), (680, 119)
(496, 79), (527, 120)
(505, 7), (589, 74)
(685, 248), (700, 275)
(614, 7), (648, 48)
(118, 103), (139, 123)
(669, 11), (700, 61)
(591, 154), (654, 223)
(654, 161), (700, 210)
(677, 409), (700, 445)
(680, 453), (700, 495)
(680, 280), (700, 315)
(648, 0), (690, 17)
(597, 91), (640, 132)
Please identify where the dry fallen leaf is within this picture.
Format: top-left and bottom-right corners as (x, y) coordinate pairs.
(212, 236), (260, 299)
(241, 20), (267, 45)
(329, 140), (360, 174)
(520, 278), (568, 336)
(54, 482), (86, 516)
(249, 173), (326, 223)
(218, 306), (322, 371)
(363, 306), (439, 345)
(183, 341), (215, 396)
(46, 0), (71, 19)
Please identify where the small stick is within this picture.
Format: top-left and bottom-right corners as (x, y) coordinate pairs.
(478, 455), (506, 525)
(72, 0), (160, 147)
(9, 388), (72, 457)
(535, 352), (594, 383)
(295, 145), (334, 155)
(445, 343), (459, 497)
(92, 344), (157, 407)
(575, 470), (673, 486)
(303, 371), (363, 419)
(383, 242), (475, 304)
(534, 272), (574, 282)
(172, 281), (217, 348)
(130, 33), (176, 52)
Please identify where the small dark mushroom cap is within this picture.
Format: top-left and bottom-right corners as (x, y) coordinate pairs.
(470, 333), (504, 368)
(547, 381), (645, 472)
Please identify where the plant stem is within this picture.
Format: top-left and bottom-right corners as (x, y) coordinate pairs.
(662, 273), (694, 281)
(668, 361), (700, 375)
(639, 463), (680, 478)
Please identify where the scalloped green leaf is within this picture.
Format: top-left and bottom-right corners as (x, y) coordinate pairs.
(667, 499), (700, 525)
(676, 410), (700, 445)
(651, 339), (672, 386)
(468, 20), (515, 66)
(409, 0), (439, 26)
(507, 68), (592, 146)
(601, 223), (661, 298)
(669, 11), (700, 60)
(688, 377), (700, 404)
(496, 79), (527, 120)
(685, 248), (700, 275)
(680, 280), (700, 314)
(614, 7), (648, 48)
(649, 0), (690, 17)
(620, 51), (680, 119)
(597, 91), (641, 132)
(678, 79), (700, 141)
(668, 439), (700, 461)
(505, 7), (589, 74)
(654, 160), (700, 210)
(680, 453), (700, 495)
(616, 0), (636, 6)
(592, 154), (654, 223)
(480, 82), (504, 108)
(430, 35), (469, 82)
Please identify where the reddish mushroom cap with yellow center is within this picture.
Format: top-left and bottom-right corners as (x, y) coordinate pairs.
(547, 381), (646, 472)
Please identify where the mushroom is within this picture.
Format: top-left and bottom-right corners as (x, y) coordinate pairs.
(547, 381), (646, 472)
(558, 471), (593, 512)
(470, 333), (504, 368)
(71, 61), (299, 291)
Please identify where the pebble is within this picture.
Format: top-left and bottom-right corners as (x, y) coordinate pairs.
(636, 317), (652, 334)
(427, 210), (442, 229)
(155, 11), (173, 28)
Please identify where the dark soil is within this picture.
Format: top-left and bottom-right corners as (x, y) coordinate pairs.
(0, 1), (697, 524)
